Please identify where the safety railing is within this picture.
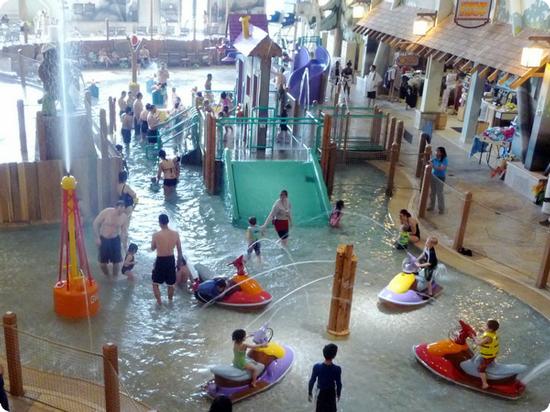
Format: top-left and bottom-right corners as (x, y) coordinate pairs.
(1, 312), (149, 412)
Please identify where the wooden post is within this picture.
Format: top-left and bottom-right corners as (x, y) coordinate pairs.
(394, 120), (404, 162)
(17, 49), (26, 92)
(385, 142), (399, 197)
(17, 100), (28, 160)
(370, 106), (383, 145)
(321, 114), (332, 182)
(415, 132), (427, 178)
(327, 244), (357, 337)
(105, 19), (110, 41)
(536, 232), (550, 289)
(326, 142), (337, 197)
(204, 113), (217, 194)
(342, 111), (350, 163)
(36, 111), (46, 161)
(418, 165), (432, 218)
(387, 116), (396, 151)
(108, 97), (116, 135)
(84, 91), (92, 119)
(382, 112), (390, 149)
(3, 312), (24, 397)
(420, 144), (432, 187)
(102, 343), (120, 412)
(98, 109), (109, 208)
(453, 191), (473, 251)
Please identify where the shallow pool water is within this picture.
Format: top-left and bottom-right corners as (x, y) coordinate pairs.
(0, 69), (549, 411)
(1, 150), (550, 411)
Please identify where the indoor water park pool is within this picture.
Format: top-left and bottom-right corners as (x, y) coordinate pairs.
(1, 144), (550, 412)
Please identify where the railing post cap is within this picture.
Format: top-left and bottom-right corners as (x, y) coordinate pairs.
(3, 312), (16, 323)
(465, 191), (473, 199)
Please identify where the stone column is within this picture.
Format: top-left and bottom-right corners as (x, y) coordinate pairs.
(460, 71), (485, 143)
(333, 25), (343, 58)
(420, 56), (444, 113)
(372, 40), (389, 79)
(526, 63), (550, 171)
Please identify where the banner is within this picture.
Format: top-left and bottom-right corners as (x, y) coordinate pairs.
(454, 0), (493, 28)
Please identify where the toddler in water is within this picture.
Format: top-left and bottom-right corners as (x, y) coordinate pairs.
(246, 217), (263, 263)
(329, 200), (345, 228)
(122, 243), (138, 280)
(231, 329), (267, 387)
(395, 224), (410, 249)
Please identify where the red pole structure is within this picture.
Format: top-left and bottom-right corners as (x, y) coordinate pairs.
(103, 343), (120, 412)
(3, 312), (24, 397)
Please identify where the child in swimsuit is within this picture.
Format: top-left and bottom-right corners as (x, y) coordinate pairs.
(121, 243), (138, 280)
(231, 329), (267, 388)
(246, 216), (263, 263)
(416, 236), (438, 296)
(329, 200), (344, 228)
(395, 224), (410, 249)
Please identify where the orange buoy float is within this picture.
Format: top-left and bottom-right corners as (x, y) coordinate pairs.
(53, 175), (100, 319)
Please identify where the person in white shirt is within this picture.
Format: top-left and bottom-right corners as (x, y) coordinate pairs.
(262, 190), (292, 247)
(365, 65), (383, 107)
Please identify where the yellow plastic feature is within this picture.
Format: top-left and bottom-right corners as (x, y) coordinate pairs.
(232, 274), (263, 295)
(427, 339), (469, 356)
(254, 342), (285, 359)
(387, 272), (415, 294)
(60, 175), (77, 190)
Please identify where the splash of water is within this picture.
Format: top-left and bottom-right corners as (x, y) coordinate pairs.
(246, 273), (334, 330)
(520, 358), (550, 385)
(198, 259), (335, 309)
(57, 2), (71, 173)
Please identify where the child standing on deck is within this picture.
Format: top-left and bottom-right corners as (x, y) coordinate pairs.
(246, 217), (263, 263)
(231, 329), (267, 388)
(329, 200), (344, 228)
(277, 103), (291, 143)
(121, 243), (138, 280)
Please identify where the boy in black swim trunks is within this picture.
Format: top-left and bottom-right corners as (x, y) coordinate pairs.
(151, 214), (184, 305)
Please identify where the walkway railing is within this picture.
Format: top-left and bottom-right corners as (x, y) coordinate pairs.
(1, 312), (150, 412)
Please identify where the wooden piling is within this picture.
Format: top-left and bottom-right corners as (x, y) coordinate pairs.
(385, 142), (399, 197)
(17, 100), (27, 160)
(342, 111), (351, 163)
(105, 19), (110, 41)
(108, 97), (116, 135)
(327, 244), (358, 337)
(536, 232), (550, 289)
(321, 114), (332, 182)
(17, 49), (26, 92)
(204, 113), (217, 194)
(394, 120), (404, 162)
(102, 343), (120, 412)
(370, 106), (383, 146)
(387, 117), (396, 151)
(420, 144), (432, 187)
(326, 142), (337, 197)
(415, 132), (427, 178)
(3, 312), (24, 397)
(382, 112), (390, 149)
(453, 192), (473, 251)
(418, 165), (432, 218)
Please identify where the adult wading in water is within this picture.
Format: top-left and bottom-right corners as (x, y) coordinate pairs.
(93, 201), (129, 277)
(263, 190), (292, 247)
(156, 149), (180, 197)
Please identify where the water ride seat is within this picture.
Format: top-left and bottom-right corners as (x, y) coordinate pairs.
(460, 355), (527, 380)
(211, 361), (265, 387)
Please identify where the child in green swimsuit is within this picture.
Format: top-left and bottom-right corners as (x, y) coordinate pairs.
(232, 329), (267, 387)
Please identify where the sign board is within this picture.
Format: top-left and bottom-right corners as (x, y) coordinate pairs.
(396, 54), (419, 67)
(454, 0), (493, 28)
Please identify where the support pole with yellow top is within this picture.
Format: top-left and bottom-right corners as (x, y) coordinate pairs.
(327, 244), (357, 337)
(239, 15), (251, 39)
(54, 175), (100, 319)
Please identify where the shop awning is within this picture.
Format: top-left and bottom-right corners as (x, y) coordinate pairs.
(353, 3), (548, 84)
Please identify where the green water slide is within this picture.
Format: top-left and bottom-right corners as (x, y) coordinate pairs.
(224, 149), (331, 228)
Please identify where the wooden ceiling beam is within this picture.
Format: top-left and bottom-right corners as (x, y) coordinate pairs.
(478, 66), (492, 79)
(487, 69), (500, 82)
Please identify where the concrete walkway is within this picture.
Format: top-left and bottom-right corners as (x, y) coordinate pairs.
(337, 77), (550, 314)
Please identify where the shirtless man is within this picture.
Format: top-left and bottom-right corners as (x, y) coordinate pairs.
(156, 149), (179, 197)
(151, 214), (183, 305)
(93, 201), (129, 277)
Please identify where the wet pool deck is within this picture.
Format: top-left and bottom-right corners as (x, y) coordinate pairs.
(346, 78), (550, 319)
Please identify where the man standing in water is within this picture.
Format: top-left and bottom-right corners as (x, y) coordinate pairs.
(151, 214), (183, 305)
(93, 201), (129, 277)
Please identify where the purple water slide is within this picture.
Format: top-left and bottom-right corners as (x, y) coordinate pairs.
(288, 46), (330, 106)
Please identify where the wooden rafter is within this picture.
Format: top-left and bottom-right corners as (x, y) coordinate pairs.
(478, 66), (492, 79)
(510, 58), (548, 88)
(459, 60), (473, 72)
(487, 69), (500, 82)
(445, 54), (457, 65)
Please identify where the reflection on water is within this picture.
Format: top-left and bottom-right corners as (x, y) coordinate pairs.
(0, 70), (549, 410)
